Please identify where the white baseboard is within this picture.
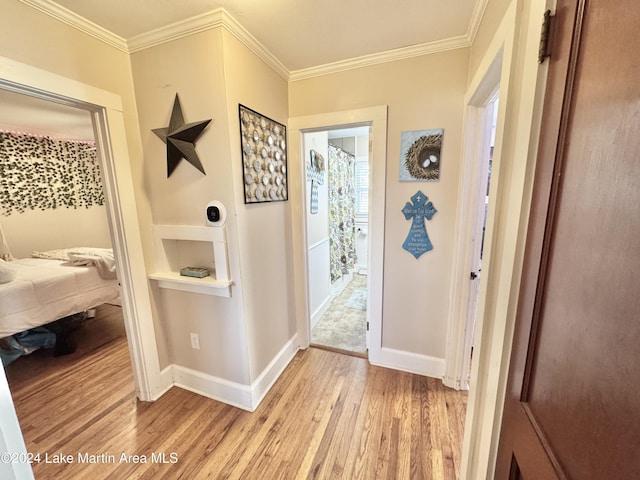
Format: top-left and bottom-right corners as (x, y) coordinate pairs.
(148, 365), (175, 401)
(331, 271), (353, 296)
(311, 294), (333, 329)
(249, 333), (299, 410)
(371, 347), (445, 379)
(163, 334), (300, 411)
(172, 365), (253, 410)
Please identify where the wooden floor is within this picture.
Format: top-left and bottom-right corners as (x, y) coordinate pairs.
(6, 306), (468, 479)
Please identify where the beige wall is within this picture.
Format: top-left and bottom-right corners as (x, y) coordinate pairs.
(1, 207), (111, 258)
(290, 49), (469, 359)
(131, 30), (234, 226)
(1, 2), (294, 392)
(129, 28), (293, 384)
(130, 29), (250, 382)
(220, 30), (293, 382)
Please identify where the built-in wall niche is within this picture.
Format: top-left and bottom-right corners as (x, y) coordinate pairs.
(149, 224), (232, 297)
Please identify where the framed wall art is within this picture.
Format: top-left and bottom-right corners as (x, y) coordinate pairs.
(399, 128), (444, 182)
(239, 104), (288, 204)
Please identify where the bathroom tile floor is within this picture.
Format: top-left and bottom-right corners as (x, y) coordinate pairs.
(311, 273), (367, 355)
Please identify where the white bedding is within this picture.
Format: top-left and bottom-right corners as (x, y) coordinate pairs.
(0, 258), (120, 339)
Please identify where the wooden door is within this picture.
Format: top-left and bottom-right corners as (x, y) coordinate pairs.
(495, 1), (640, 478)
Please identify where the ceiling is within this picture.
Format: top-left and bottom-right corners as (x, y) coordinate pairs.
(1, 0), (484, 140)
(50, 0), (483, 72)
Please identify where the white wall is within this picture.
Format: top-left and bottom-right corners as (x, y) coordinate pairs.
(305, 131), (329, 245)
(304, 131), (331, 327)
(355, 133), (369, 273)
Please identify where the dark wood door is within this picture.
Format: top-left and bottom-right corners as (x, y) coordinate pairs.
(495, 1), (640, 478)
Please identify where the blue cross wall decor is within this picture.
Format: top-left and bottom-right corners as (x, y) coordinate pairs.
(402, 191), (437, 259)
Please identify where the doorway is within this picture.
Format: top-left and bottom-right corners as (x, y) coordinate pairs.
(0, 88), (128, 381)
(461, 94), (499, 387)
(304, 127), (370, 356)
(444, 49), (503, 392)
(0, 56), (163, 402)
(288, 105), (387, 365)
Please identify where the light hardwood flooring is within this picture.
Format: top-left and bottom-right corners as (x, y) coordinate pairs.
(6, 305), (468, 479)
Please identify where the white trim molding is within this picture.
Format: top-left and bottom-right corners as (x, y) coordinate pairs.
(288, 35), (471, 82)
(169, 335), (299, 411)
(0, 366), (34, 479)
(172, 365), (253, 411)
(288, 106), (388, 363)
(249, 334), (300, 410)
(371, 348), (446, 379)
(467, 0), (490, 45)
(127, 9), (290, 80)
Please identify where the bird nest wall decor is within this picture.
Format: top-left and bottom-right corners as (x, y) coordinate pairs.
(239, 104), (288, 204)
(399, 129), (444, 182)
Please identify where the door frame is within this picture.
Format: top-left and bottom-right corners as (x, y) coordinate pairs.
(457, 0), (552, 476)
(288, 106), (387, 364)
(0, 366), (33, 478)
(445, 53), (502, 391)
(0, 55), (164, 401)
(300, 125), (371, 356)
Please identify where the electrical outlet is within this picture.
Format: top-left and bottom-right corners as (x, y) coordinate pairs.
(190, 333), (200, 350)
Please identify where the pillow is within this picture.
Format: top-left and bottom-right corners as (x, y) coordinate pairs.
(0, 259), (16, 284)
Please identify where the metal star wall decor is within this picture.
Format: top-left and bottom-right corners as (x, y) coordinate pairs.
(152, 94), (211, 177)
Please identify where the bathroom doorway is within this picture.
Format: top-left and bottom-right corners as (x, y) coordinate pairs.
(304, 127), (370, 356)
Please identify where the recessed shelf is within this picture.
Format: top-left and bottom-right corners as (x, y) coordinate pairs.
(149, 224), (232, 298)
(149, 272), (232, 297)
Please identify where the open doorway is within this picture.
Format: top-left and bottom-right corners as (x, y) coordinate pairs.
(462, 94), (499, 387)
(445, 52), (502, 391)
(0, 88), (129, 385)
(0, 58), (163, 478)
(288, 105), (386, 366)
(304, 127), (370, 357)
(0, 56), (163, 404)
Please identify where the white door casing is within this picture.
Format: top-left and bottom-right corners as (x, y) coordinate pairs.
(288, 106), (387, 364)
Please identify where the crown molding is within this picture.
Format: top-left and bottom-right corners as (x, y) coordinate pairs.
(289, 35), (471, 82)
(126, 9), (226, 53)
(212, 10), (290, 81)
(20, 1), (487, 83)
(127, 8), (289, 80)
(289, 0), (489, 82)
(467, 0), (490, 44)
(18, 0), (128, 53)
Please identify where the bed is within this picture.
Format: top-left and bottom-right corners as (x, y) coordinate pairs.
(0, 221), (120, 358)
(0, 256), (120, 339)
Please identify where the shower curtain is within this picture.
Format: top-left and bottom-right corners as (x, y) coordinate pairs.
(328, 144), (357, 283)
